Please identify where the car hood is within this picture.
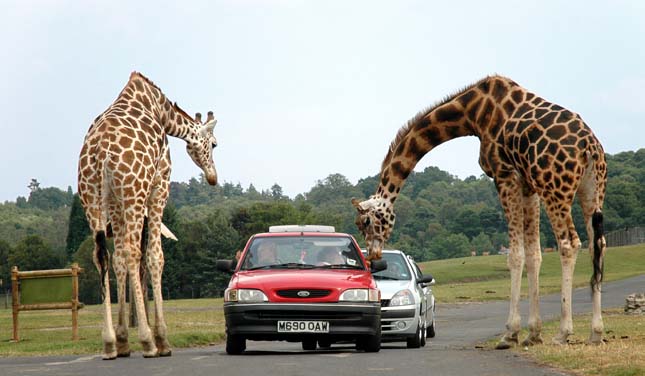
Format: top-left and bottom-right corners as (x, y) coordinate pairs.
(231, 269), (377, 291)
(374, 279), (415, 299)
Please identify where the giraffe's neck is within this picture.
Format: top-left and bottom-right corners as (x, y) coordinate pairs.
(127, 72), (199, 142)
(375, 78), (511, 203)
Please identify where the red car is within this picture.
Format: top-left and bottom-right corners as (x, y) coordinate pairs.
(217, 225), (387, 354)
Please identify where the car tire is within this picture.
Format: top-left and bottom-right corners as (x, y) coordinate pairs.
(357, 327), (381, 353)
(427, 319), (436, 338)
(318, 340), (332, 349)
(420, 322), (427, 347)
(407, 323), (423, 348)
(226, 335), (246, 355)
(302, 339), (317, 351)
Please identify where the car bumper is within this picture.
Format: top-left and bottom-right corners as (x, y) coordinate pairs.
(224, 302), (381, 341)
(380, 305), (419, 338)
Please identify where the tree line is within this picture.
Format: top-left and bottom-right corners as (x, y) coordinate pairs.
(0, 149), (642, 302)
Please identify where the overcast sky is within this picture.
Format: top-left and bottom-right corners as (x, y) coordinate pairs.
(1, 0), (643, 202)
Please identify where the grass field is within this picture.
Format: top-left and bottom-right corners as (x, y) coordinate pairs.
(419, 244), (645, 303)
(0, 298), (226, 357)
(1, 243), (644, 376)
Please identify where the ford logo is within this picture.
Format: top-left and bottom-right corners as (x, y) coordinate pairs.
(297, 290), (310, 297)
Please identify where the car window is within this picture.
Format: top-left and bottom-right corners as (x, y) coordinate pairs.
(240, 236), (365, 270)
(370, 253), (411, 281)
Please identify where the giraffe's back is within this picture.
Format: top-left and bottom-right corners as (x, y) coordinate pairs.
(495, 89), (605, 197)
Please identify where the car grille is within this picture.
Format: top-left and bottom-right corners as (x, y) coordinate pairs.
(248, 310), (363, 320)
(276, 289), (331, 298)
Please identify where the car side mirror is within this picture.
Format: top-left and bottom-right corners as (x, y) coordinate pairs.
(370, 259), (387, 273)
(216, 259), (236, 273)
(418, 275), (435, 285)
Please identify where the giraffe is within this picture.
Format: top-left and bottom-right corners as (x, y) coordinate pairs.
(352, 75), (607, 348)
(78, 72), (218, 359)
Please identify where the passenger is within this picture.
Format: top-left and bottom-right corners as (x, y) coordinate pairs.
(317, 247), (345, 265)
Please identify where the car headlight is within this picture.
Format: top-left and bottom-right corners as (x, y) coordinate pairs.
(225, 288), (268, 303)
(389, 289), (415, 306)
(339, 288), (380, 302)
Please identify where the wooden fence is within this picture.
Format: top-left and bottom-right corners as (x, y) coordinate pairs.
(11, 263), (83, 341)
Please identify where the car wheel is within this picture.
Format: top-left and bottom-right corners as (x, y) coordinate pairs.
(407, 323), (423, 348)
(318, 339), (332, 349)
(356, 326), (381, 352)
(302, 339), (317, 351)
(427, 319), (436, 338)
(420, 322), (427, 347)
(226, 335), (246, 355)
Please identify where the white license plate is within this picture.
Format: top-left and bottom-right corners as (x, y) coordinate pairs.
(277, 320), (329, 333)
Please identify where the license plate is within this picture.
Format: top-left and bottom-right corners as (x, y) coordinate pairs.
(277, 320), (329, 333)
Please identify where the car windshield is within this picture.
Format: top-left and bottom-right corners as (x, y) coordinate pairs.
(240, 236), (365, 270)
(370, 253), (412, 281)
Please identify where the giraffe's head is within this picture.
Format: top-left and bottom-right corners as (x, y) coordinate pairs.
(187, 111), (218, 185)
(351, 196), (396, 261)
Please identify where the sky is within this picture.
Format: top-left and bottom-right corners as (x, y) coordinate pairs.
(1, 0), (643, 202)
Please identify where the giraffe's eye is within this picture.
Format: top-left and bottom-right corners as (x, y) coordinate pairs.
(363, 218), (370, 227)
(211, 142), (217, 149)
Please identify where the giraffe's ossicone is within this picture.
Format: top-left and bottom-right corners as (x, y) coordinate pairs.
(78, 72), (219, 359)
(353, 75), (607, 348)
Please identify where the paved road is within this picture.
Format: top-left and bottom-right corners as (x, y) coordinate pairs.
(2, 275), (643, 376)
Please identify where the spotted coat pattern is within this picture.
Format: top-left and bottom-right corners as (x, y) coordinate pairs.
(78, 72), (218, 359)
(353, 75), (607, 348)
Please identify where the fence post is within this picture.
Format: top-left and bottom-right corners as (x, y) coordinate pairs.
(71, 263), (80, 340)
(11, 266), (19, 341)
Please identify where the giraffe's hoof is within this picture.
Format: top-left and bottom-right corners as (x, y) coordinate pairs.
(522, 335), (544, 347)
(117, 350), (131, 357)
(496, 333), (519, 350)
(142, 350), (159, 358)
(551, 335), (569, 345)
(102, 351), (117, 360)
(495, 341), (511, 350)
(159, 349), (172, 357)
(587, 331), (603, 345)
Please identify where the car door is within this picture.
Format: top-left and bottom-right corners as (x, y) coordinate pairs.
(411, 259), (430, 323)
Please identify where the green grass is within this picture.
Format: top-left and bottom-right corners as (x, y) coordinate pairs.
(481, 309), (645, 376)
(0, 298), (226, 357)
(419, 244), (645, 303)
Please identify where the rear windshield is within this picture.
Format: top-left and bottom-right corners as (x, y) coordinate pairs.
(240, 236), (365, 270)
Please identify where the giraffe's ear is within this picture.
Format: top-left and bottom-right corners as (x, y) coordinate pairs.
(201, 119), (217, 136)
(195, 112), (202, 124)
(351, 198), (370, 212)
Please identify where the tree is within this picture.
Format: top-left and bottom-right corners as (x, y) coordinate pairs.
(9, 235), (63, 272)
(66, 194), (90, 259)
(0, 239), (11, 292)
(471, 232), (493, 255)
(73, 237), (103, 304)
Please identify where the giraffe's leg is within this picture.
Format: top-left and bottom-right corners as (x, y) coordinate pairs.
(112, 248), (131, 357)
(577, 160), (606, 345)
(146, 199), (172, 356)
(544, 197), (579, 345)
(124, 213), (158, 358)
(83, 199), (117, 360)
(522, 192), (543, 346)
(92, 233), (117, 360)
(495, 176), (524, 350)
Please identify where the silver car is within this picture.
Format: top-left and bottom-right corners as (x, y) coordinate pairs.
(365, 249), (436, 348)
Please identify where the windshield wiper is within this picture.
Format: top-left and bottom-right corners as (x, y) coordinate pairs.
(374, 275), (400, 280)
(247, 263), (315, 270)
(316, 264), (364, 270)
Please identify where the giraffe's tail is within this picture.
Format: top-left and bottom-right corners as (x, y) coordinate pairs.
(591, 210), (605, 292)
(95, 230), (109, 296)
